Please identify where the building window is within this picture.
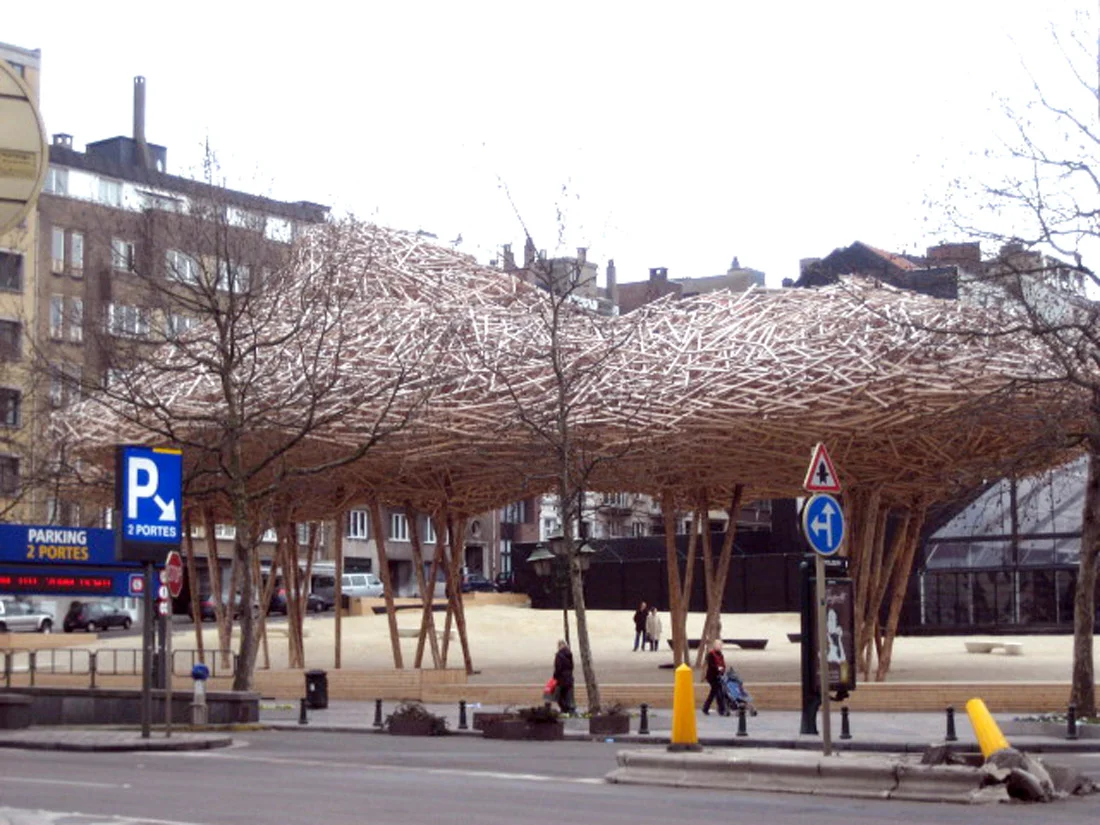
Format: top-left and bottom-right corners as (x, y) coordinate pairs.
(389, 513), (409, 542)
(106, 304), (148, 338)
(260, 527), (278, 543)
(0, 455), (20, 496)
(44, 167), (68, 196)
(0, 320), (22, 361)
(424, 518), (437, 544)
(70, 232), (84, 277)
(297, 522), (325, 545)
(47, 498), (81, 527)
(49, 295), (64, 339)
(166, 249), (200, 285)
(217, 260), (250, 293)
(0, 388), (20, 427)
(51, 228), (65, 274)
(166, 313), (195, 339)
(347, 509), (369, 539)
(0, 251), (23, 292)
(99, 178), (122, 207)
(69, 298), (83, 343)
(632, 522), (647, 537)
(111, 238), (135, 272)
(265, 217), (292, 243)
(214, 523), (236, 541)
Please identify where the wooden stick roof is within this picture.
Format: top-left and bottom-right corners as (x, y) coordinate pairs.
(54, 222), (1085, 519)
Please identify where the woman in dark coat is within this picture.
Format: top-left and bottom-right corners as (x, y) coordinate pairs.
(702, 639), (729, 716)
(553, 639), (575, 715)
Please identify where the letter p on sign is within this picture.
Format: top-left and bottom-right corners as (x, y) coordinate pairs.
(127, 457), (159, 519)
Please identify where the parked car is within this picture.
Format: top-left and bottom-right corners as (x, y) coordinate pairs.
(494, 571), (515, 592)
(189, 592), (259, 622)
(461, 572), (498, 593)
(307, 592), (332, 613)
(0, 598), (54, 633)
(63, 601), (132, 633)
(342, 573), (384, 598)
(268, 587), (288, 616)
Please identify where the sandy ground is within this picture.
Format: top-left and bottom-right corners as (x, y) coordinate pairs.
(76, 603), (1082, 685)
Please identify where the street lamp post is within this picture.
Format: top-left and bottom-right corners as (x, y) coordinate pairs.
(528, 537), (596, 648)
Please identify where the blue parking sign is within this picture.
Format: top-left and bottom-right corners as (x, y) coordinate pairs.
(801, 493), (845, 557)
(115, 445), (182, 561)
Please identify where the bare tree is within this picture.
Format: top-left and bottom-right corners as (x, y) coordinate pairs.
(52, 156), (436, 690)
(480, 237), (645, 713)
(933, 16), (1100, 713)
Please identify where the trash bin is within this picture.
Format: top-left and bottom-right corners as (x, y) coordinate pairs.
(305, 669), (328, 709)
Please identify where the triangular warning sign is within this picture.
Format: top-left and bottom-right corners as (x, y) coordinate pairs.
(803, 442), (841, 493)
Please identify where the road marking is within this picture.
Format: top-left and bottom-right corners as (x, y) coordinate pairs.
(159, 750), (604, 784)
(7, 777), (132, 789)
(0, 807), (209, 825)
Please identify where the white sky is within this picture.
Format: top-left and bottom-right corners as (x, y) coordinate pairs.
(4, 1), (1094, 287)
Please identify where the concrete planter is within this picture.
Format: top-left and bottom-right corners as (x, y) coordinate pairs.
(589, 713), (630, 736)
(472, 711), (517, 732)
(483, 719), (564, 741)
(388, 717), (440, 736)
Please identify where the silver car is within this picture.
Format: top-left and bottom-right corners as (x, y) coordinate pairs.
(0, 598), (54, 633)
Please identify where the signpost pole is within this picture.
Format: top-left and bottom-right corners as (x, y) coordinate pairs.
(165, 596), (173, 738)
(815, 553), (832, 756)
(141, 560), (153, 739)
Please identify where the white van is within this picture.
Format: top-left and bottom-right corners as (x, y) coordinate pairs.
(341, 573), (384, 598)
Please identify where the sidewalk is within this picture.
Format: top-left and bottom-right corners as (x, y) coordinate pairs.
(261, 699), (1100, 754)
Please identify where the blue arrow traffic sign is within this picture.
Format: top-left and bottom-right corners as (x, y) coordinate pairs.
(801, 493), (846, 557)
(115, 445), (182, 561)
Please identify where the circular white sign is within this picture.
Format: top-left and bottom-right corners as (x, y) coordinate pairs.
(0, 61), (48, 237)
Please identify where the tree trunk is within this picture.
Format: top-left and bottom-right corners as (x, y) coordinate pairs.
(875, 504), (927, 681)
(231, 535), (257, 692)
(203, 507), (232, 671)
(183, 511), (204, 662)
(405, 502), (441, 669)
(369, 499), (404, 669)
(696, 486), (743, 668)
(569, 540), (601, 713)
(1071, 435), (1100, 717)
(661, 491), (687, 666)
(334, 513), (343, 669)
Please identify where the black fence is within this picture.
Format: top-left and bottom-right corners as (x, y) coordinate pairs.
(513, 533), (803, 614)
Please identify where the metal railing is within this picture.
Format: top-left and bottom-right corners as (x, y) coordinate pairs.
(2, 647), (237, 689)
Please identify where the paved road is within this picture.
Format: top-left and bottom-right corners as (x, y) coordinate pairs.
(3, 732), (1100, 825)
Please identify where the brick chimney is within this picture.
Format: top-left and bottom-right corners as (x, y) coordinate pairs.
(926, 242), (981, 270)
(606, 258), (618, 308)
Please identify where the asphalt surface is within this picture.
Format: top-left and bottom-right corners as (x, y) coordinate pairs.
(2, 731), (1099, 825)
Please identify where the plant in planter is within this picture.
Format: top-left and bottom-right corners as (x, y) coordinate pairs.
(588, 702), (631, 736)
(385, 701), (448, 736)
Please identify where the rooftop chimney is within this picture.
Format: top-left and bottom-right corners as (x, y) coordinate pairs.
(577, 247), (587, 265)
(133, 76), (151, 170)
(606, 258), (618, 308)
(52, 133), (73, 148)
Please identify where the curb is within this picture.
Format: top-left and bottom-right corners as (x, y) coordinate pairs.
(0, 734), (234, 752)
(607, 748), (997, 803)
(262, 721), (1100, 753)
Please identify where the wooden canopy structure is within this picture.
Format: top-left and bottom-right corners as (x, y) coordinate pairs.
(53, 222), (1085, 681)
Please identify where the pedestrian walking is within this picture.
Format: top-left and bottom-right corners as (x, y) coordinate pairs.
(553, 639), (575, 715)
(645, 606), (662, 651)
(632, 601), (648, 651)
(701, 639), (729, 716)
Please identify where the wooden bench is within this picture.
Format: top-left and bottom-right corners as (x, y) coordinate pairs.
(670, 638), (769, 651)
(964, 639), (1023, 655)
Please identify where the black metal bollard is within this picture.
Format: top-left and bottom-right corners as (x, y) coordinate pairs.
(736, 706), (748, 737)
(840, 706), (852, 740)
(373, 699), (383, 728)
(459, 699), (468, 730)
(945, 706), (958, 742)
(1067, 703), (1079, 740)
(298, 697), (308, 725)
(638, 703), (650, 735)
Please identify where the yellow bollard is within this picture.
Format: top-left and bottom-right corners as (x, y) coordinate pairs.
(669, 663), (701, 752)
(966, 698), (1010, 758)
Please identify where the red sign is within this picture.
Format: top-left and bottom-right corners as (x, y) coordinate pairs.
(163, 550), (184, 599)
(803, 442), (842, 493)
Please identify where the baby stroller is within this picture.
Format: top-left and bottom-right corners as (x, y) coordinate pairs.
(720, 668), (757, 716)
